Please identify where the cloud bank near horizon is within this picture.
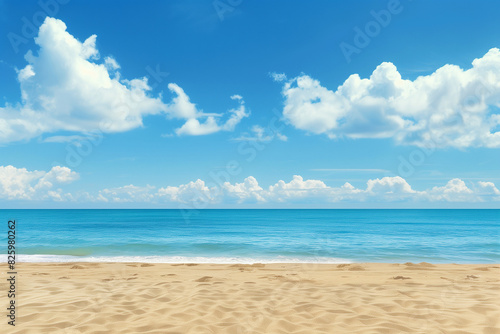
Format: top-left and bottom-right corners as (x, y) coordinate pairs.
(1, 165), (499, 205)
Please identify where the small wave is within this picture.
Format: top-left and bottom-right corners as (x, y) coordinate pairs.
(15, 254), (352, 264)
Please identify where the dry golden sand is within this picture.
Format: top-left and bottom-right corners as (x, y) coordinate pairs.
(1, 262), (500, 334)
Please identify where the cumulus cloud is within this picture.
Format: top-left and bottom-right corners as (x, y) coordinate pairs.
(477, 181), (500, 195)
(0, 17), (247, 144)
(0, 17), (165, 143)
(2, 165), (499, 205)
(83, 175), (500, 205)
(426, 178), (474, 202)
(96, 184), (156, 203)
(280, 48), (500, 148)
(264, 175), (329, 202)
(476, 182), (500, 202)
(0, 165), (78, 200)
(171, 91), (249, 136)
(157, 179), (217, 204)
(366, 176), (416, 201)
(222, 176), (265, 203)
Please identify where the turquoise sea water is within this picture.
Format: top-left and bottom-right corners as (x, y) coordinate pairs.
(3, 209), (499, 263)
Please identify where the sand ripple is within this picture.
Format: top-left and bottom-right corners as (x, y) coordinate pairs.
(1, 262), (499, 333)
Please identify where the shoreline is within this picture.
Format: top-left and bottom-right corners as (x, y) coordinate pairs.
(3, 262), (499, 333)
(11, 260), (500, 265)
(13, 256), (500, 265)
(15, 254), (500, 265)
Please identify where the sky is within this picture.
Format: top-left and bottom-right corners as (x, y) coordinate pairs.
(0, 0), (499, 208)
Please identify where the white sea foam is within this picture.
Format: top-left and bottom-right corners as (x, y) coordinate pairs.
(15, 254), (352, 264)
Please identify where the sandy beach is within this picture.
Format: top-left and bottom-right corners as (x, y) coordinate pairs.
(1, 262), (499, 333)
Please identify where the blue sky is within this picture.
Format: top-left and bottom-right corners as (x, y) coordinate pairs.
(0, 0), (499, 208)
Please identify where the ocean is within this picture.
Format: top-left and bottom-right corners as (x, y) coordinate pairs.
(3, 209), (499, 263)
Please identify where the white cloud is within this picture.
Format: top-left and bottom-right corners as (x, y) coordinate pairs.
(221, 95), (249, 131)
(41, 166), (79, 184)
(2, 165), (499, 205)
(477, 181), (500, 195)
(280, 48), (500, 148)
(270, 72), (287, 82)
(0, 165), (78, 200)
(426, 178), (474, 202)
(164, 83), (201, 120)
(366, 176), (415, 194)
(171, 89), (249, 136)
(97, 184), (156, 203)
(0, 17), (247, 144)
(157, 179), (217, 204)
(0, 17), (166, 143)
(104, 57), (120, 71)
(17, 65), (35, 81)
(276, 133), (288, 141)
(222, 176), (265, 203)
(264, 175), (329, 202)
(175, 117), (221, 136)
(43, 135), (92, 144)
(234, 125), (287, 142)
(150, 176), (500, 204)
